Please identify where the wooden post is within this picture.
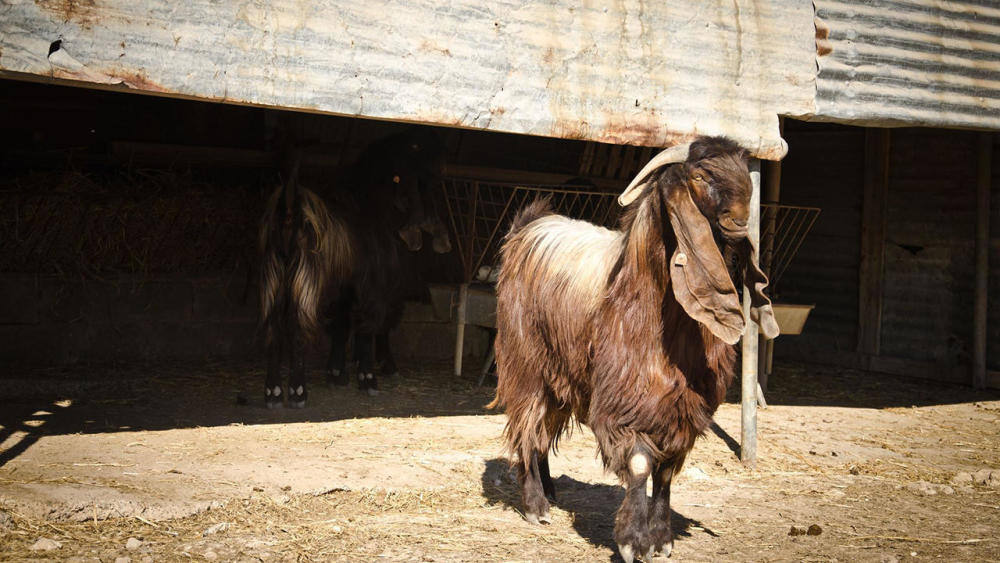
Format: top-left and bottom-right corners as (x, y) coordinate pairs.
(741, 159), (762, 466)
(454, 283), (469, 377)
(858, 129), (891, 359)
(974, 133), (992, 389)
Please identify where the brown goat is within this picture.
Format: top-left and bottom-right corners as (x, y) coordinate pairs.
(489, 136), (779, 562)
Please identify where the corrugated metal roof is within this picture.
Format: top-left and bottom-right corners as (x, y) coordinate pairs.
(0, 0), (817, 160)
(813, 0), (1000, 130)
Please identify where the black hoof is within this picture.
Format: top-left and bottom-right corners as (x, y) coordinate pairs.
(327, 369), (349, 387)
(288, 384), (307, 408)
(264, 385), (283, 409)
(358, 373), (378, 395)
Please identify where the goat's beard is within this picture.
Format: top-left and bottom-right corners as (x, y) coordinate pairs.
(720, 240), (744, 289)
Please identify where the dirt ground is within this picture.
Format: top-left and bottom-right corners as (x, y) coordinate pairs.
(1, 359), (999, 562)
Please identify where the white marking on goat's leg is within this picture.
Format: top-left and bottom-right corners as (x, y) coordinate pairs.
(629, 453), (650, 477)
(618, 544), (635, 563)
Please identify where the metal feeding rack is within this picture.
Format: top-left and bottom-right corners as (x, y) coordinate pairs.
(439, 178), (621, 378)
(441, 179), (621, 284)
(759, 203), (822, 297)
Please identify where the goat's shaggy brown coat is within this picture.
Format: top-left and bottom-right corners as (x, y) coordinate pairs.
(490, 136), (777, 559)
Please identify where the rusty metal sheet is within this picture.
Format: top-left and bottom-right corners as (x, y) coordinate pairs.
(813, 0), (1000, 130)
(0, 0), (816, 159)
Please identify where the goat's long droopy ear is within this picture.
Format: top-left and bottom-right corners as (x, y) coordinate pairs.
(666, 185), (746, 345)
(740, 236), (781, 340)
(618, 144), (691, 206)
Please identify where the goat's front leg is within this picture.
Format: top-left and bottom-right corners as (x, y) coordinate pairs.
(375, 332), (399, 379)
(520, 450), (551, 524)
(325, 301), (351, 387)
(615, 444), (653, 563)
(648, 456), (683, 559)
(355, 331), (378, 396)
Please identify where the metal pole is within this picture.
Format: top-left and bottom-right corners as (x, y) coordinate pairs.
(974, 133), (991, 389)
(741, 159), (762, 466)
(454, 283), (469, 377)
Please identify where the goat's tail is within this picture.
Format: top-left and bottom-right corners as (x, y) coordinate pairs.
(259, 169), (353, 344)
(506, 198), (554, 239)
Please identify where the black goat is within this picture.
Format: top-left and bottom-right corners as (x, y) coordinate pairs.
(259, 129), (451, 407)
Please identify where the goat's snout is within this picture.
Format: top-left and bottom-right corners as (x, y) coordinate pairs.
(719, 210), (749, 237)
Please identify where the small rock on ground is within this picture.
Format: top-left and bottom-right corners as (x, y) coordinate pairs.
(115, 557), (131, 563)
(203, 522), (230, 536)
(807, 524), (823, 536)
(952, 472), (974, 485)
(682, 466), (709, 481)
(126, 537), (142, 550)
(973, 469), (1000, 487)
(30, 537), (62, 551)
(789, 526), (807, 536)
(905, 481), (954, 496)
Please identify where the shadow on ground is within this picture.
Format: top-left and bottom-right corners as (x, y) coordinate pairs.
(479, 458), (715, 562)
(726, 362), (999, 409)
(0, 359), (495, 467)
(3, 358), (998, 468)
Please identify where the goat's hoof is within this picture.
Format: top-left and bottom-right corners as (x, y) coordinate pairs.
(359, 373), (378, 396)
(327, 369), (349, 387)
(650, 541), (673, 560)
(288, 385), (307, 408)
(617, 544), (634, 563)
(264, 386), (283, 409)
(524, 511), (550, 525)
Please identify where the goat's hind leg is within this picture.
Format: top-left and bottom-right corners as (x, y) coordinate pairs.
(265, 336), (283, 408)
(264, 299), (286, 408)
(287, 323), (307, 408)
(538, 453), (556, 503)
(614, 443), (653, 563)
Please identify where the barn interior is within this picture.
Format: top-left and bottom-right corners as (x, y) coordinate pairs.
(3, 79), (997, 386)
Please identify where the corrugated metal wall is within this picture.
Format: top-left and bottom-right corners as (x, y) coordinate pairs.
(880, 129), (980, 365)
(813, 0), (1000, 130)
(771, 122), (864, 354)
(0, 0), (818, 159)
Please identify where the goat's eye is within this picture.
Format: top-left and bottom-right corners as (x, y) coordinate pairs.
(693, 174), (705, 182)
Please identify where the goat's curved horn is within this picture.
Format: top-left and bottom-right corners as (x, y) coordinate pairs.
(618, 143), (692, 206)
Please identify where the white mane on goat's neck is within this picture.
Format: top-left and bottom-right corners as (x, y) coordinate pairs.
(513, 215), (622, 311)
